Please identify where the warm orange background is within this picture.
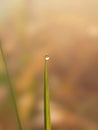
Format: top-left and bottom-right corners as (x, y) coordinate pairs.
(0, 0), (98, 130)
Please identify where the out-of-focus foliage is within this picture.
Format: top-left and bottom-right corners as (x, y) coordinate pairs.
(0, 0), (98, 130)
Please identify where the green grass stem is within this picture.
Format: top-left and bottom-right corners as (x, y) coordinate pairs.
(44, 58), (51, 130)
(0, 42), (23, 130)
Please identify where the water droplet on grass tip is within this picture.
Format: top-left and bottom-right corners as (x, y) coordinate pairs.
(45, 54), (50, 61)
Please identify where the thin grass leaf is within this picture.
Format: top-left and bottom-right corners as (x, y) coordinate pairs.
(0, 42), (23, 130)
(44, 55), (51, 130)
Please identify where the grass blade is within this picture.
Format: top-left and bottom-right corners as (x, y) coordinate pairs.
(44, 55), (51, 130)
(0, 42), (23, 130)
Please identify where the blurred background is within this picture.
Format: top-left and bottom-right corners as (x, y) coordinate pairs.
(0, 0), (98, 130)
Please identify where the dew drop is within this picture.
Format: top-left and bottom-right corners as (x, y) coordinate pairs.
(45, 54), (50, 61)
